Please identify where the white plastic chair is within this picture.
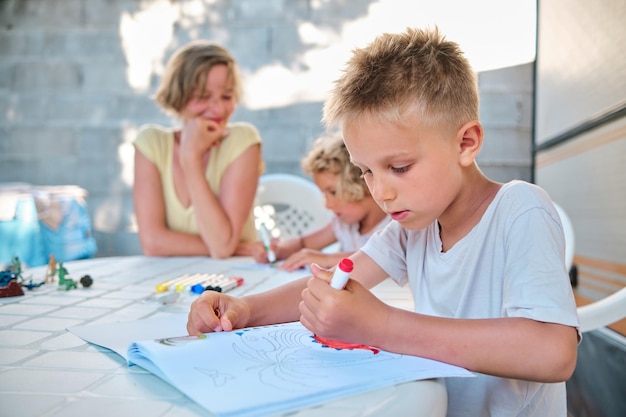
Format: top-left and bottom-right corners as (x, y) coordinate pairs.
(554, 203), (575, 271)
(554, 203), (626, 332)
(254, 173), (333, 239)
(577, 287), (626, 333)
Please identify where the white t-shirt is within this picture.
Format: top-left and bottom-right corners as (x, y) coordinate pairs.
(361, 180), (579, 417)
(331, 214), (392, 252)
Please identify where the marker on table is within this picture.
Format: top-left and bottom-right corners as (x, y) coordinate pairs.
(329, 258), (354, 290)
(259, 223), (277, 263)
(204, 277), (244, 293)
(190, 274), (227, 294)
(174, 274), (206, 293)
(178, 273), (220, 293)
(155, 274), (190, 293)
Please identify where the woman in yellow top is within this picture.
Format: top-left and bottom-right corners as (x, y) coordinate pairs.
(133, 41), (263, 258)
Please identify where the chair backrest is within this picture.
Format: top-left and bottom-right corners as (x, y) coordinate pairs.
(577, 287), (626, 333)
(254, 173), (333, 239)
(554, 203), (575, 270)
(553, 203), (626, 332)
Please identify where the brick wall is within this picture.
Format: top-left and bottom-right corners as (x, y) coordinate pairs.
(0, 0), (533, 257)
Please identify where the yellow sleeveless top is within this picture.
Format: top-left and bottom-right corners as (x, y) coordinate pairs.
(134, 122), (263, 242)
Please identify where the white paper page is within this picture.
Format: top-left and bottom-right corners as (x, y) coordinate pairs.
(127, 321), (473, 417)
(68, 314), (188, 360)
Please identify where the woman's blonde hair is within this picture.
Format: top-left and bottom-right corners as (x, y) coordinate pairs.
(301, 134), (367, 202)
(155, 41), (242, 117)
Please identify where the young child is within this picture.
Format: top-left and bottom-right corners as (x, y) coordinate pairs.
(252, 134), (390, 271)
(187, 27), (579, 416)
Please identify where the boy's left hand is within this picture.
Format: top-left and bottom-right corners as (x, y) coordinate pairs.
(299, 263), (389, 345)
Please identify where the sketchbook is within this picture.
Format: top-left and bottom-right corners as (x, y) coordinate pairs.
(124, 321), (473, 417)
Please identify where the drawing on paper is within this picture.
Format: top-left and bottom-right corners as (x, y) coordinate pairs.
(156, 334), (206, 346)
(217, 324), (401, 391)
(313, 334), (380, 354)
(195, 367), (235, 387)
(151, 323), (407, 392)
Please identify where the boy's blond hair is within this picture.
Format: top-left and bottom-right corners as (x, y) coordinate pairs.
(301, 134), (367, 203)
(323, 27), (479, 131)
(155, 41), (242, 118)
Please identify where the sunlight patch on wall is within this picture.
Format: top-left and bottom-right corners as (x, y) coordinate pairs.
(118, 125), (138, 188)
(244, 0), (536, 110)
(119, 1), (179, 91)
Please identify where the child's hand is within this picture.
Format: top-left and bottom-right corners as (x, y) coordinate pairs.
(299, 263), (389, 345)
(279, 248), (325, 272)
(250, 241), (271, 264)
(187, 291), (251, 335)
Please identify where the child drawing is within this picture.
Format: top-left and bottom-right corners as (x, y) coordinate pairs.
(252, 134), (390, 272)
(188, 27), (579, 416)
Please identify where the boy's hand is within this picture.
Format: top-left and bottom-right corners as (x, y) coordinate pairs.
(299, 263), (389, 345)
(187, 291), (251, 335)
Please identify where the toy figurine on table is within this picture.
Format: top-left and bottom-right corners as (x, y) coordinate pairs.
(10, 256), (45, 291)
(12, 256), (22, 281)
(56, 262), (77, 291)
(0, 257), (25, 297)
(49, 260), (94, 291)
(45, 255), (57, 284)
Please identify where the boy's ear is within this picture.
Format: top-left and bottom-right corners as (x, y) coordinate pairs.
(457, 121), (483, 167)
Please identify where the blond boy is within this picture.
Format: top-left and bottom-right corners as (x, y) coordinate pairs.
(188, 28), (579, 416)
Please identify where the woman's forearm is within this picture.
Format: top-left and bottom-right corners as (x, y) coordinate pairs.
(183, 161), (239, 257)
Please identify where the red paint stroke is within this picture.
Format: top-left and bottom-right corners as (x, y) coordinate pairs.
(313, 334), (379, 354)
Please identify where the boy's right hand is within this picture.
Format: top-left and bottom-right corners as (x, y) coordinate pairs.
(186, 291), (251, 335)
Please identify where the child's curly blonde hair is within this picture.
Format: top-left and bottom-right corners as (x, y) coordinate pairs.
(300, 134), (368, 203)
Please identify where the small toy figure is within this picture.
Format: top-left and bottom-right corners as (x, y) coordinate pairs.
(12, 257), (23, 282)
(22, 279), (45, 290)
(0, 270), (17, 287)
(0, 268), (24, 298)
(56, 262), (78, 291)
(45, 254), (57, 284)
(0, 280), (24, 297)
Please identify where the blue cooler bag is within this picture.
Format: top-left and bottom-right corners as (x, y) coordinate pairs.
(0, 185), (47, 267)
(34, 186), (97, 263)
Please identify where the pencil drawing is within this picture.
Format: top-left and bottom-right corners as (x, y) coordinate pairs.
(228, 325), (399, 391)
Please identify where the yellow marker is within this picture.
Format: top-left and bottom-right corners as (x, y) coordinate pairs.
(155, 274), (190, 293)
(175, 273), (206, 293)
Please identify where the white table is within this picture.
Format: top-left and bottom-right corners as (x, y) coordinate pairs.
(0, 255), (447, 417)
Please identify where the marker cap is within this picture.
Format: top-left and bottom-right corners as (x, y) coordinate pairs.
(330, 258), (353, 290)
(338, 258), (353, 273)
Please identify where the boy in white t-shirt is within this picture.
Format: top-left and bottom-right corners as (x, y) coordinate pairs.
(187, 27), (579, 416)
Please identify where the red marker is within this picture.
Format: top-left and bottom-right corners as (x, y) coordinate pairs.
(329, 258), (353, 290)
